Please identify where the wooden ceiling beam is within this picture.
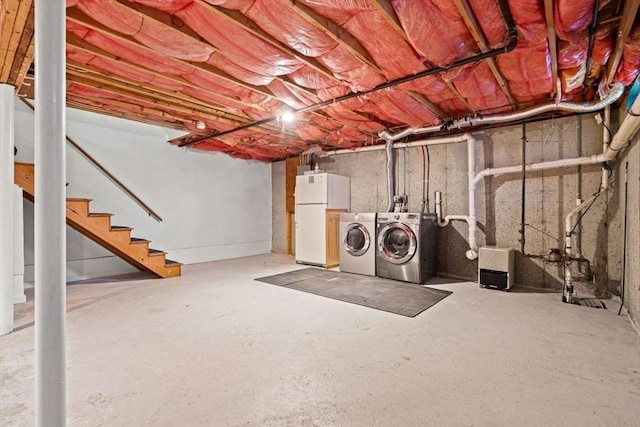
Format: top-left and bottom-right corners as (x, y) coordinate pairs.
(66, 61), (251, 121)
(405, 91), (448, 118)
(453, 0), (516, 109)
(66, 34), (266, 111)
(368, 0), (409, 42)
(543, 0), (559, 97)
(66, 9), (275, 99)
(279, 0), (383, 74)
(0, 0), (33, 82)
(66, 99), (189, 131)
(7, 2), (33, 87)
(66, 74), (269, 132)
(112, 0), (318, 98)
(605, 0), (640, 83)
(194, 0), (341, 84)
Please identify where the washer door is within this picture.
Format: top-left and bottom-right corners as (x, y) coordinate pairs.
(343, 223), (371, 257)
(378, 222), (417, 265)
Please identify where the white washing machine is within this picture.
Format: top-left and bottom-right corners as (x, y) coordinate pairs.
(339, 212), (377, 276)
(376, 212), (438, 284)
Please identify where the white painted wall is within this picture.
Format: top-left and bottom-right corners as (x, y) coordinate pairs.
(14, 99), (272, 282)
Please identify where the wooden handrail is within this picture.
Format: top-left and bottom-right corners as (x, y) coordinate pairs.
(20, 98), (163, 222)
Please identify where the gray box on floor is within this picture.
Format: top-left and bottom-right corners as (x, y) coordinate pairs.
(478, 246), (515, 290)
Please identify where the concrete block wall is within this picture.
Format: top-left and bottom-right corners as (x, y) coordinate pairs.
(614, 125), (639, 331)
(273, 114), (623, 300)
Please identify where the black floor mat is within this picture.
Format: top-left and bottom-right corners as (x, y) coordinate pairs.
(255, 268), (452, 317)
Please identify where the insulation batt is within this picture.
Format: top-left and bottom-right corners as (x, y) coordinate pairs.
(76, 0), (214, 62)
(614, 26), (640, 85)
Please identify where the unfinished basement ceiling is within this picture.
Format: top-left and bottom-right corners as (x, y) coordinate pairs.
(1, 0), (640, 161)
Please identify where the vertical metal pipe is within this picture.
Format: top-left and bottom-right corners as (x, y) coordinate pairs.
(35, 0), (67, 425)
(519, 122), (526, 254)
(0, 84), (15, 336)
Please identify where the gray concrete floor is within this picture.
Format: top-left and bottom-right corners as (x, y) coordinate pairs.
(2, 253), (639, 426)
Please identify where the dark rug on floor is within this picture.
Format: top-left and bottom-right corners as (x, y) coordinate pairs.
(254, 268), (452, 317)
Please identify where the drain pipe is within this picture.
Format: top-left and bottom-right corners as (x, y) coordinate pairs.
(563, 106), (614, 301)
(467, 136), (479, 259)
(384, 138), (395, 212)
(604, 92), (640, 161)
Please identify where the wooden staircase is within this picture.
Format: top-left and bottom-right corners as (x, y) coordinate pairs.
(14, 162), (181, 278)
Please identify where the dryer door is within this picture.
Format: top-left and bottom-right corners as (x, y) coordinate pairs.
(343, 223), (370, 257)
(378, 222), (417, 265)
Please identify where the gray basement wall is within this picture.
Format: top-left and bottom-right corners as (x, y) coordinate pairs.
(272, 113), (639, 327)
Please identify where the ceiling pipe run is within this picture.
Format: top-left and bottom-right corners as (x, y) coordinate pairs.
(379, 83), (625, 142)
(178, 0), (518, 148)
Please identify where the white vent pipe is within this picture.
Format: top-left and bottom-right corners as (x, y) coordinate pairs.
(379, 83), (625, 142)
(604, 91), (640, 161)
(326, 85), (625, 260)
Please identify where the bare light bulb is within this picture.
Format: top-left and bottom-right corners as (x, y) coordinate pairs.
(281, 110), (296, 123)
(195, 120), (206, 130)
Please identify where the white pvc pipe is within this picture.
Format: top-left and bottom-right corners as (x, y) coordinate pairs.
(472, 154), (605, 187)
(35, 1), (67, 425)
(379, 84), (624, 142)
(0, 84), (15, 336)
(325, 133), (471, 156)
(467, 137), (478, 259)
(604, 93), (640, 161)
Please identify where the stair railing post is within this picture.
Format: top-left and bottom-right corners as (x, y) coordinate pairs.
(35, 1), (67, 425)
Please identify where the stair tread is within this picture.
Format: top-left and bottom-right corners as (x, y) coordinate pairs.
(88, 212), (114, 217)
(110, 226), (132, 231)
(130, 237), (149, 244)
(66, 198), (92, 202)
(148, 248), (166, 256)
(165, 259), (182, 266)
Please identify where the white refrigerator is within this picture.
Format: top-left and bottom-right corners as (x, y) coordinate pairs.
(295, 173), (350, 266)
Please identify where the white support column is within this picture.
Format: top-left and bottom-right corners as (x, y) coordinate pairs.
(0, 84), (15, 336)
(35, 0), (67, 425)
(14, 185), (26, 304)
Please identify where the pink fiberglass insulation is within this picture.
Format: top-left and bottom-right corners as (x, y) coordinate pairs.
(554, 0), (597, 43)
(267, 80), (313, 110)
(205, 54), (275, 87)
(75, 0), (214, 62)
(469, 0), (508, 49)
(176, 2), (304, 77)
(317, 44), (386, 91)
(614, 27), (640, 85)
(367, 90), (439, 127)
(67, 47), (187, 92)
(558, 38), (588, 69)
(506, 0), (546, 46)
(452, 62), (510, 113)
(393, 0), (477, 67)
(592, 26), (612, 66)
(246, 0), (338, 58)
(131, 0), (194, 15)
(341, 10), (424, 80)
(68, 21), (195, 76)
(185, 68), (262, 100)
(496, 41), (553, 102)
(298, 0), (372, 26)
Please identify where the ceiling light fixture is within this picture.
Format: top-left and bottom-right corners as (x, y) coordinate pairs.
(281, 110), (296, 124)
(195, 120), (206, 130)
